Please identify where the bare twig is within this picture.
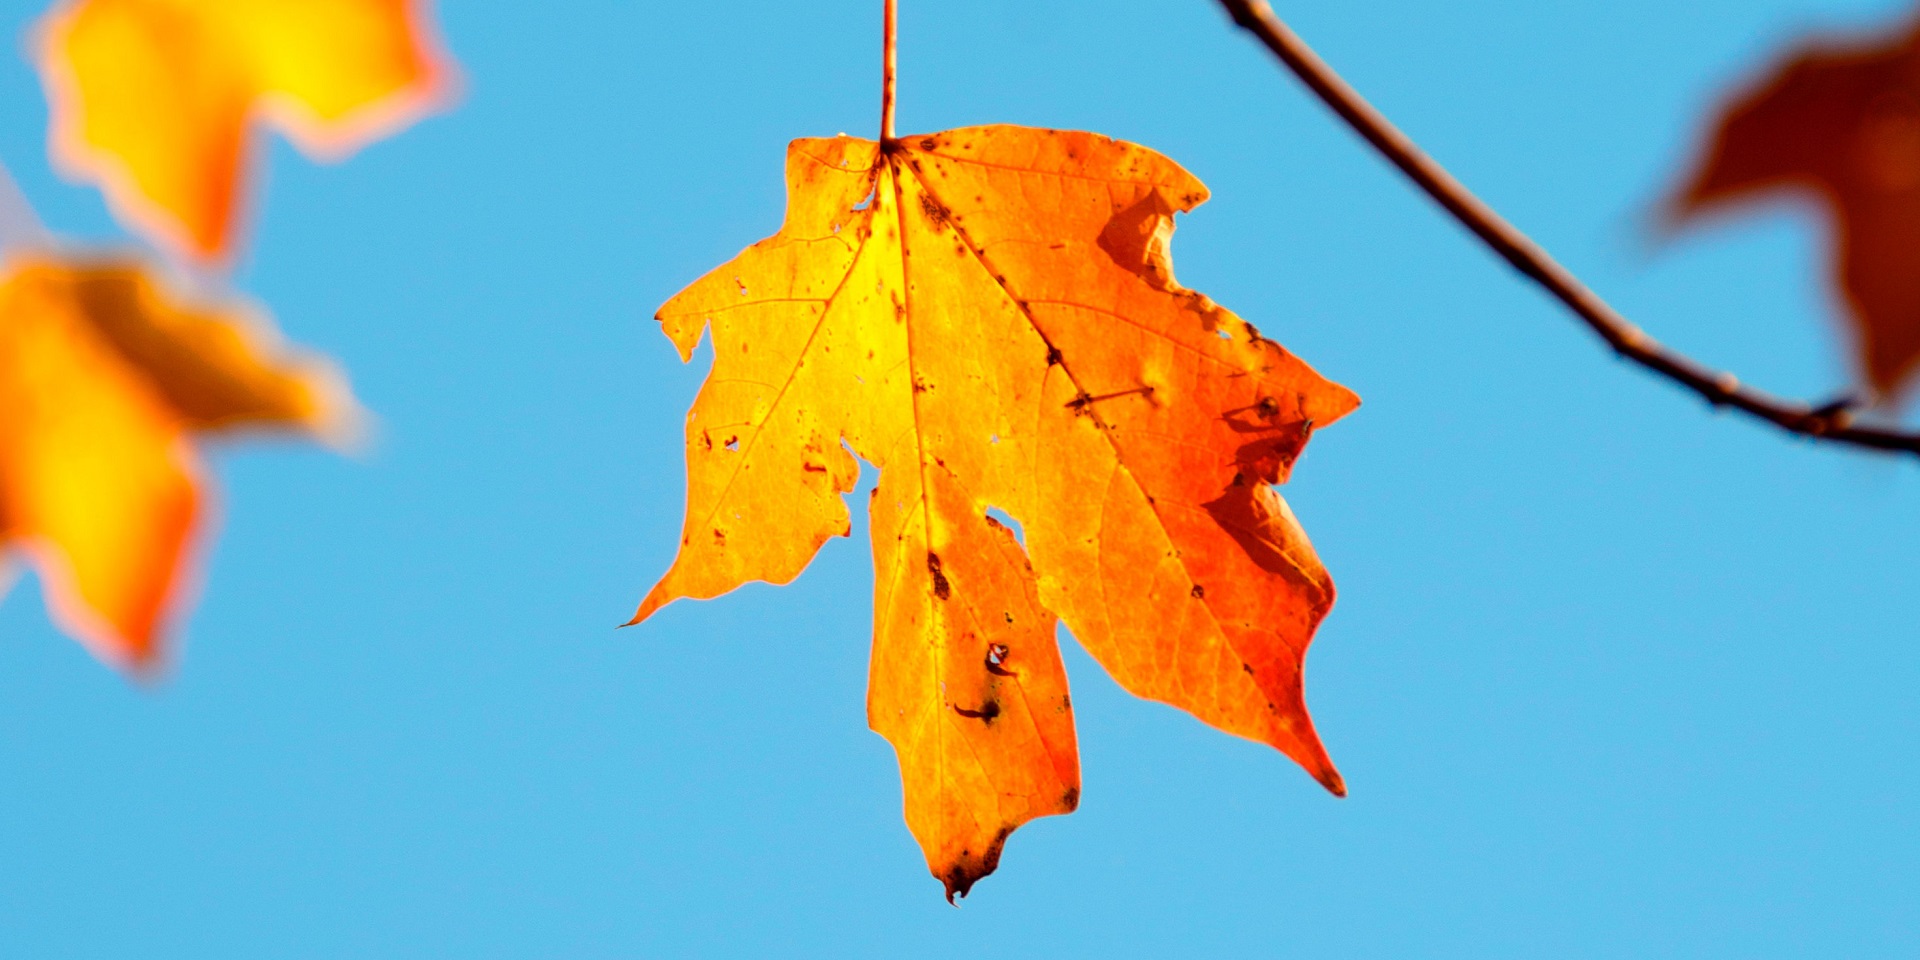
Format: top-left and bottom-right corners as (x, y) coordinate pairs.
(881, 0), (898, 142)
(1215, 0), (1920, 456)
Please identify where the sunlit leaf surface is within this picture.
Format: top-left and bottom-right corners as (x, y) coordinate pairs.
(634, 126), (1358, 899)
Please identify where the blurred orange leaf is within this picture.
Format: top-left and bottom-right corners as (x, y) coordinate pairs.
(633, 126), (1357, 899)
(1672, 16), (1920, 401)
(33, 0), (454, 260)
(0, 255), (354, 670)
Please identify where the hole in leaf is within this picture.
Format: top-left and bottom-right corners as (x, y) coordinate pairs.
(984, 507), (1025, 547)
(852, 186), (875, 211)
(725, 436), (739, 451)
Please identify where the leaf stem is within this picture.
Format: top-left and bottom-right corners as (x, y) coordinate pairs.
(1214, 0), (1920, 456)
(881, 0), (898, 143)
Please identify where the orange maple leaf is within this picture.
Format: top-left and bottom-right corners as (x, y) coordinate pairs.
(0, 255), (354, 670)
(633, 127), (1358, 899)
(33, 0), (454, 260)
(1670, 14), (1920, 401)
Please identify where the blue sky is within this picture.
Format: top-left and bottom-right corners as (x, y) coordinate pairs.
(2, 0), (1918, 955)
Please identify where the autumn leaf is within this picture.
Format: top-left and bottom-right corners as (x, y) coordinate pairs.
(0, 254), (355, 670)
(632, 126), (1358, 899)
(33, 0), (454, 260)
(1669, 14), (1920, 401)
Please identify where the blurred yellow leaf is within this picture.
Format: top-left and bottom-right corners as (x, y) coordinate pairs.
(34, 0), (454, 259)
(0, 255), (355, 669)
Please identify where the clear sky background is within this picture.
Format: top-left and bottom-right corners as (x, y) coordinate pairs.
(2, 0), (1917, 955)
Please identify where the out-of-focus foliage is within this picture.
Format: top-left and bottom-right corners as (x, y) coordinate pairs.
(1671, 12), (1920, 402)
(0, 0), (452, 669)
(0, 256), (354, 669)
(34, 0), (453, 259)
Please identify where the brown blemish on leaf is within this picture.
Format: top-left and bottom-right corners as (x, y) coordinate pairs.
(953, 698), (1001, 723)
(920, 192), (951, 225)
(940, 825), (1013, 904)
(927, 551), (952, 600)
(986, 642), (1014, 676)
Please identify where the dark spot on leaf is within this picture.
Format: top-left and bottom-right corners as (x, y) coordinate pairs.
(919, 137), (937, 150)
(1047, 347), (1063, 366)
(1062, 786), (1080, 809)
(1190, 584), (1206, 599)
(927, 552), (952, 600)
(953, 699), (1001, 723)
(941, 826), (1013, 903)
(986, 643), (1013, 676)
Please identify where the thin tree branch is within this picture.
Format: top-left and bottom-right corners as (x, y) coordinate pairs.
(1215, 0), (1920, 456)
